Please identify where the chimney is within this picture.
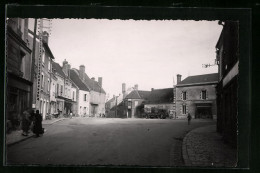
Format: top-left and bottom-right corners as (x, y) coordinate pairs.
(122, 83), (126, 93)
(79, 65), (85, 80)
(91, 77), (95, 81)
(134, 84), (138, 90)
(177, 74), (182, 84)
(98, 77), (102, 87)
(151, 88), (154, 91)
(42, 31), (49, 44)
(62, 59), (68, 76)
(67, 64), (71, 78)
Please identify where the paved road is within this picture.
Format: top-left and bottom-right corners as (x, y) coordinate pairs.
(6, 118), (215, 166)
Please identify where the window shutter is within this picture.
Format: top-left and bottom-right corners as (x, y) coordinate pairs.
(206, 90), (208, 99)
(181, 92), (183, 100)
(186, 104), (189, 114)
(186, 91), (188, 100)
(180, 105), (182, 114)
(200, 91), (202, 99)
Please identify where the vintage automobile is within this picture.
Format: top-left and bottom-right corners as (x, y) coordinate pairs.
(144, 107), (169, 119)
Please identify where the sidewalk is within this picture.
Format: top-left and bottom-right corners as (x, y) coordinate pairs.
(6, 118), (67, 146)
(182, 125), (237, 167)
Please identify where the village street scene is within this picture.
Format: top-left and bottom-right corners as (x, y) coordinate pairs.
(5, 18), (238, 167)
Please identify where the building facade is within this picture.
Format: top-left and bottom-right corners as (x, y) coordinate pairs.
(123, 85), (151, 118)
(174, 73), (218, 119)
(28, 28), (54, 119)
(70, 69), (90, 117)
(6, 18), (32, 127)
(215, 21), (239, 148)
(78, 65), (106, 117)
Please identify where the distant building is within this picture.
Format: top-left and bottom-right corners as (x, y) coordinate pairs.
(124, 85), (151, 118)
(174, 73), (218, 119)
(78, 65), (106, 117)
(144, 88), (174, 116)
(105, 83), (134, 118)
(215, 21), (239, 148)
(70, 68), (90, 117)
(6, 18), (32, 126)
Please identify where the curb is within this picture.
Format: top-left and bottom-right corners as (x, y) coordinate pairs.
(42, 118), (67, 125)
(182, 130), (193, 166)
(7, 134), (35, 147)
(7, 118), (67, 147)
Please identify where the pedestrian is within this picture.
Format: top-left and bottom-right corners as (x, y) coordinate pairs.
(21, 108), (31, 136)
(33, 110), (43, 137)
(29, 109), (36, 131)
(187, 113), (192, 125)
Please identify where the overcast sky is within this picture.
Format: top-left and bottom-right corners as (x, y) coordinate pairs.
(29, 19), (222, 99)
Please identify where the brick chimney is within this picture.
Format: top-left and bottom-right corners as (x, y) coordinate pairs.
(42, 31), (49, 44)
(177, 74), (182, 84)
(122, 83), (126, 94)
(67, 64), (71, 78)
(98, 77), (102, 87)
(79, 65), (85, 80)
(62, 59), (68, 76)
(151, 88), (154, 91)
(91, 77), (95, 81)
(134, 84), (138, 90)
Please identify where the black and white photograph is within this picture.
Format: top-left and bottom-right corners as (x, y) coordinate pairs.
(4, 6), (250, 168)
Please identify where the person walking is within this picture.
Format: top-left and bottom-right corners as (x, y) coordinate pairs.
(187, 113), (192, 125)
(21, 108), (31, 136)
(33, 110), (43, 137)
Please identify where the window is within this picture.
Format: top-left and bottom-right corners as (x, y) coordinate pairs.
(182, 105), (186, 114)
(47, 79), (50, 91)
(48, 60), (51, 71)
(202, 90), (207, 100)
(60, 85), (63, 95)
(182, 91), (187, 100)
(128, 101), (132, 107)
(84, 94), (87, 101)
(41, 73), (44, 88)
(73, 91), (75, 101)
(56, 84), (59, 96)
(42, 48), (45, 64)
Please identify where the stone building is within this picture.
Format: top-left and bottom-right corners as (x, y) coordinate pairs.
(174, 73), (218, 119)
(215, 21), (239, 148)
(52, 62), (66, 116)
(69, 69), (90, 117)
(28, 28), (55, 119)
(6, 18), (32, 127)
(123, 85), (151, 118)
(78, 65), (106, 117)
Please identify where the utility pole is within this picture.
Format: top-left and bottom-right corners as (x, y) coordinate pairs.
(30, 18), (37, 109)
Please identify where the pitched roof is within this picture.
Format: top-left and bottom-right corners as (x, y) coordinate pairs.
(125, 90), (151, 99)
(52, 62), (66, 78)
(83, 73), (106, 94)
(177, 73), (218, 85)
(69, 69), (89, 91)
(73, 69), (106, 94)
(147, 88), (173, 104)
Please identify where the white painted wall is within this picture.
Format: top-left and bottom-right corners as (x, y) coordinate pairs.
(78, 90), (90, 117)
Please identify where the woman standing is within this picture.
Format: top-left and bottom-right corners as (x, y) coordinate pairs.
(21, 108), (31, 136)
(33, 110), (43, 137)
